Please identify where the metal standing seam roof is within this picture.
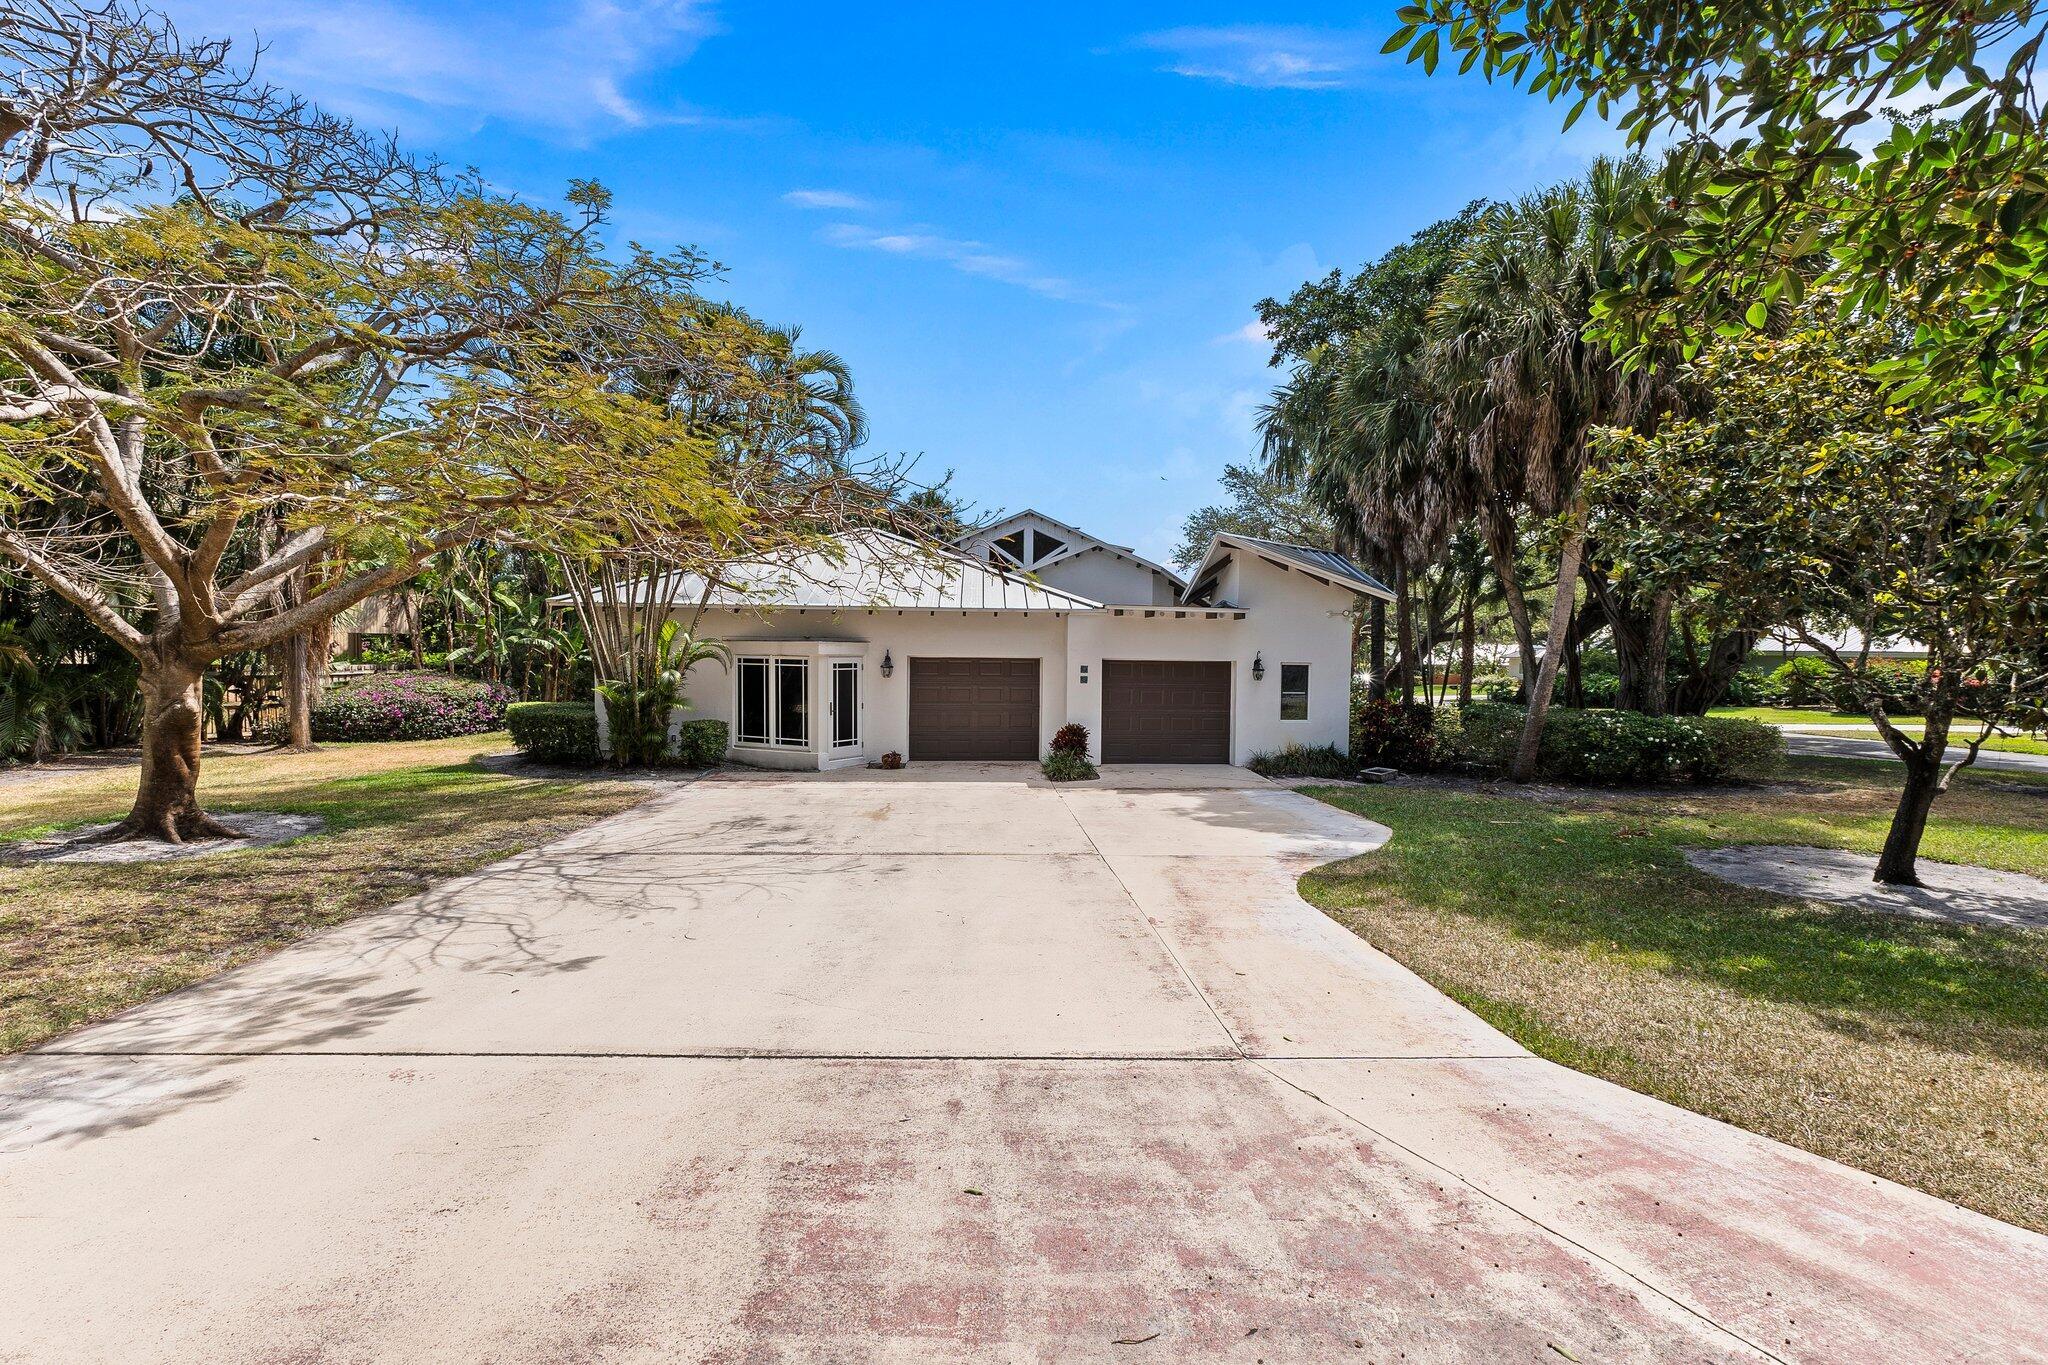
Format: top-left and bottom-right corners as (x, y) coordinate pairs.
(1185, 533), (1396, 603)
(557, 531), (1105, 613)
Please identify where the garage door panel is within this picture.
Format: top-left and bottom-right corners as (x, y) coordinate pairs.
(909, 658), (1040, 761)
(1102, 660), (1231, 763)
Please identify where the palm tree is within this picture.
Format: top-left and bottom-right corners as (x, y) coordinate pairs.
(1426, 155), (1675, 775)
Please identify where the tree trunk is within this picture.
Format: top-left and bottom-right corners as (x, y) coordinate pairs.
(1480, 498), (1538, 685)
(1512, 498), (1589, 783)
(99, 657), (243, 844)
(1562, 602), (1585, 709)
(1876, 756), (1943, 885)
(1670, 630), (1756, 715)
(1638, 589), (1674, 718)
(1458, 593), (1475, 706)
(1873, 700), (1954, 886)
(281, 631), (317, 750)
(1369, 599), (1387, 701)
(1394, 561), (1415, 705)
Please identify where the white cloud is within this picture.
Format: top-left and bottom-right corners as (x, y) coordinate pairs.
(783, 188), (876, 211)
(1131, 25), (1369, 91)
(1214, 319), (1271, 346)
(163, 0), (721, 136)
(821, 222), (1084, 303)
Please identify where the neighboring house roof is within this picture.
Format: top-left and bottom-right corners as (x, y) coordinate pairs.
(556, 530), (1103, 614)
(1182, 533), (1395, 604)
(962, 508), (1188, 590)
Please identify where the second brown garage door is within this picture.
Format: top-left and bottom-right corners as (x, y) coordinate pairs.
(908, 657), (1040, 760)
(1101, 660), (1232, 763)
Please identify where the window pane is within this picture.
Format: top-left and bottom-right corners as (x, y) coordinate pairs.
(832, 663), (859, 747)
(1031, 530), (1064, 561)
(1280, 663), (1309, 721)
(776, 659), (809, 746)
(737, 659), (768, 743)
(994, 530), (1026, 562)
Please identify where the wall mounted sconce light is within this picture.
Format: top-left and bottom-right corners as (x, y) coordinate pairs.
(1251, 652), (1265, 681)
(879, 650), (894, 678)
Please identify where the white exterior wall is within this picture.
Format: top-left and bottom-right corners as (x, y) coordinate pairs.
(672, 553), (1357, 768)
(1031, 549), (1180, 606)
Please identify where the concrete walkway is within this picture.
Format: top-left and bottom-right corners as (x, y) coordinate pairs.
(3, 765), (2044, 1362)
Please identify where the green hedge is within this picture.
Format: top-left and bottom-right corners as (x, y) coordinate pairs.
(506, 702), (601, 765)
(675, 718), (728, 767)
(1445, 702), (1781, 785)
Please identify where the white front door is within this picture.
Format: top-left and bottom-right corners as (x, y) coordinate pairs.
(828, 660), (862, 755)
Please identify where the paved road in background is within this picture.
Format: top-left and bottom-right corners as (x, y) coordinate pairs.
(5, 764), (2045, 1361)
(1782, 729), (2048, 773)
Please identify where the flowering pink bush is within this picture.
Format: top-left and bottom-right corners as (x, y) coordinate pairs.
(310, 671), (511, 742)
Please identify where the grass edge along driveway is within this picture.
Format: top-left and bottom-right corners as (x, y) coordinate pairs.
(1299, 757), (2048, 1236)
(0, 736), (649, 1054)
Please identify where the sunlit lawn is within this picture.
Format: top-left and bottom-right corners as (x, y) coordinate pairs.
(0, 736), (647, 1053)
(1302, 756), (2048, 1233)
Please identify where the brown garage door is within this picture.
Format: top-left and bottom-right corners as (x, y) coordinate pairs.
(1101, 660), (1231, 763)
(908, 657), (1040, 760)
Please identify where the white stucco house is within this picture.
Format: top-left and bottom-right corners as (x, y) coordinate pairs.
(621, 510), (1390, 769)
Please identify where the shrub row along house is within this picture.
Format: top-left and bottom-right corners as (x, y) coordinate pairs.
(574, 512), (1390, 768)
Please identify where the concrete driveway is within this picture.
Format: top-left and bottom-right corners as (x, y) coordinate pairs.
(3, 764), (2044, 1362)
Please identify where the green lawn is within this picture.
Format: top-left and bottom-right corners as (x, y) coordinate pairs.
(1708, 705), (1887, 725)
(0, 736), (647, 1053)
(1300, 757), (2048, 1234)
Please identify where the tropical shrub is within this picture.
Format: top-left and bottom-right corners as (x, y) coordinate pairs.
(1577, 671), (1621, 707)
(1696, 716), (1786, 782)
(1768, 657), (1837, 708)
(1350, 695), (1439, 768)
(1539, 710), (1709, 785)
(1246, 743), (1355, 779)
(1042, 749), (1098, 781)
(1831, 660), (1929, 716)
(1050, 722), (1090, 756)
(506, 702), (601, 765)
(1447, 702), (1525, 769)
(675, 719), (729, 768)
(1719, 669), (1782, 707)
(1446, 703), (1779, 785)
(310, 671), (510, 741)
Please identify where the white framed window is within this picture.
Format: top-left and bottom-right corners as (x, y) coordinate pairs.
(1279, 663), (1310, 721)
(736, 656), (810, 747)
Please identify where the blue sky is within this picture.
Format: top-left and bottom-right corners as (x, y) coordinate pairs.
(165, 2), (1620, 564)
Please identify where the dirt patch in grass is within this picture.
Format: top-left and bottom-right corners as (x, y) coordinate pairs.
(1299, 757), (2048, 1234)
(0, 735), (647, 1053)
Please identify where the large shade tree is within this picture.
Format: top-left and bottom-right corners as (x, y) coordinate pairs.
(0, 3), (729, 840)
(1594, 303), (2048, 884)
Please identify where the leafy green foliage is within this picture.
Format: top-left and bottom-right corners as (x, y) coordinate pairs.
(1447, 702), (1781, 784)
(1040, 750), (1098, 782)
(1350, 696), (1441, 768)
(1386, 1), (2048, 471)
(675, 719), (728, 768)
(1768, 657), (1839, 708)
(1246, 743), (1357, 779)
(505, 702), (602, 766)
